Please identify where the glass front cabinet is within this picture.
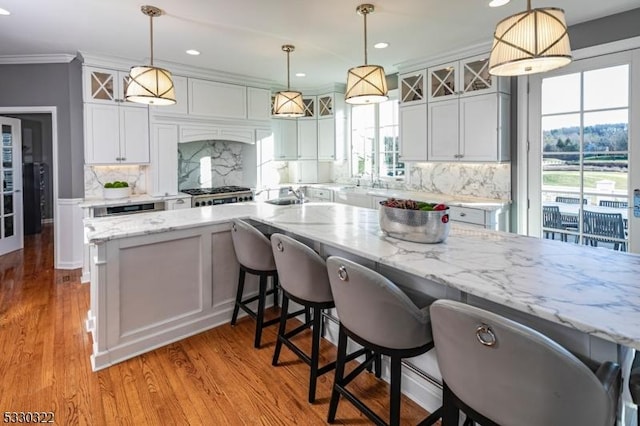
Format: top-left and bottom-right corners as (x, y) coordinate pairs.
(427, 54), (507, 102)
(399, 70), (427, 105)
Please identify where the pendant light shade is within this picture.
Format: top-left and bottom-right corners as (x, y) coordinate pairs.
(489, 0), (572, 76)
(345, 4), (388, 104)
(125, 5), (176, 105)
(273, 45), (304, 117)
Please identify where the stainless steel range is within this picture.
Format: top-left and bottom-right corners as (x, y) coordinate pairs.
(181, 186), (254, 207)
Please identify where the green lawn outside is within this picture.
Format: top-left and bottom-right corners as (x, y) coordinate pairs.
(543, 171), (628, 189)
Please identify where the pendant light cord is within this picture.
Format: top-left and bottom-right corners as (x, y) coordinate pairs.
(286, 49), (291, 90)
(149, 14), (154, 66)
(363, 11), (368, 65)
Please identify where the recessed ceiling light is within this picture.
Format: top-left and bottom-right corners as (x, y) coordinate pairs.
(295, 73), (306, 77)
(186, 49), (200, 56)
(0, 7), (11, 15)
(374, 42), (389, 49)
(489, 0), (510, 7)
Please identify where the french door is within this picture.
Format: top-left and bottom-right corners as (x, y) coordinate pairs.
(0, 116), (23, 256)
(528, 49), (639, 253)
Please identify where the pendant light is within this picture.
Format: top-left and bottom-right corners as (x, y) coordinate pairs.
(489, 0), (572, 76)
(345, 4), (388, 104)
(272, 45), (305, 117)
(125, 5), (176, 105)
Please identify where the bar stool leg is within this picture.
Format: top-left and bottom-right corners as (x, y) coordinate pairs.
(390, 355), (402, 426)
(254, 273), (268, 348)
(231, 268), (245, 326)
(272, 272), (279, 308)
(328, 324), (348, 423)
(309, 306), (322, 403)
(272, 294), (289, 366)
(441, 382), (460, 426)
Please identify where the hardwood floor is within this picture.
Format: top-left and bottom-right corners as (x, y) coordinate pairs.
(0, 224), (436, 425)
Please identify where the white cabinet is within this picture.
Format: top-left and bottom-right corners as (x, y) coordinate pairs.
(428, 93), (510, 162)
(317, 118), (336, 160)
(300, 96), (316, 119)
(304, 187), (333, 202)
(399, 70), (427, 105)
(83, 66), (139, 105)
(317, 93), (346, 161)
(247, 87), (271, 121)
(297, 120), (318, 160)
(272, 119), (297, 160)
(178, 124), (254, 144)
(84, 103), (150, 164)
(333, 190), (371, 208)
(188, 78), (247, 119)
(150, 75), (188, 115)
(427, 54), (508, 102)
(149, 123), (179, 196)
(399, 103), (428, 161)
(289, 160), (318, 184)
(165, 196), (191, 210)
(448, 205), (510, 231)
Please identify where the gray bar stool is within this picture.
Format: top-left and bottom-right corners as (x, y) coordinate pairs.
(270, 233), (337, 403)
(430, 299), (621, 426)
(629, 351), (640, 426)
(326, 256), (442, 426)
(230, 219), (281, 348)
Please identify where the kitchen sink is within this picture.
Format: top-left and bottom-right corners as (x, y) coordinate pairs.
(264, 198), (308, 205)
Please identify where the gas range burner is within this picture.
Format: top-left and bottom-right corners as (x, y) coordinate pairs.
(181, 186), (254, 207)
(181, 186), (251, 196)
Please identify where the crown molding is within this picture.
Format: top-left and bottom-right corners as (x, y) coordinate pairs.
(396, 41), (493, 74)
(0, 54), (77, 64)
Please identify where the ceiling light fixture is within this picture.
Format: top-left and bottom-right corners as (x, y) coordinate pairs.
(345, 4), (388, 104)
(0, 7), (10, 15)
(272, 45), (305, 117)
(125, 5), (176, 105)
(489, 0), (510, 7)
(186, 49), (201, 56)
(295, 72), (306, 77)
(374, 42), (389, 49)
(489, 0), (572, 76)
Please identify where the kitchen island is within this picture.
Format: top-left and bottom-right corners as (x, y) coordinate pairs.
(84, 202), (640, 416)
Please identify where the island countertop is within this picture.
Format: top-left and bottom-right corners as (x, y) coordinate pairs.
(84, 202), (640, 350)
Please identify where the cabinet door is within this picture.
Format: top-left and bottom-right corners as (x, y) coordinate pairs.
(318, 94), (334, 117)
(188, 79), (247, 119)
(119, 106), (150, 163)
(427, 61), (458, 102)
(399, 70), (427, 104)
(150, 123), (179, 196)
(460, 55), (494, 97)
(247, 87), (271, 121)
(273, 119), (297, 160)
(297, 120), (318, 160)
(291, 160), (318, 183)
(399, 104), (427, 162)
(459, 94), (499, 161)
(428, 99), (459, 161)
(84, 67), (119, 104)
(300, 96), (316, 119)
(84, 103), (120, 164)
(317, 118), (336, 160)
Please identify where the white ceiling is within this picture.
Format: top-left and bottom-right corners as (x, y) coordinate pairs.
(0, 0), (638, 89)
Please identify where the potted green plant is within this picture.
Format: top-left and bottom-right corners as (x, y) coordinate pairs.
(103, 181), (131, 199)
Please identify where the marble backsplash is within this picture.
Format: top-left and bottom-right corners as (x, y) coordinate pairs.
(331, 161), (511, 200)
(84, 165), (148, 198)
(178, 140), (248, 190)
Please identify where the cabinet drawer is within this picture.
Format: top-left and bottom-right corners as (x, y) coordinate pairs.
(305, 188), (332, 201)
(448, 206), (486, 226)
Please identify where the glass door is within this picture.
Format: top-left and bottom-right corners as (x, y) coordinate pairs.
(0, 116), (23, 256)
(530, 55), (632, 252)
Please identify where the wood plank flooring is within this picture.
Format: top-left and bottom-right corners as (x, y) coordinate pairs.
(0, 224), (436, 425)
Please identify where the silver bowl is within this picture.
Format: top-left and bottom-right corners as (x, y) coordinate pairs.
(379, 204), (450, 243)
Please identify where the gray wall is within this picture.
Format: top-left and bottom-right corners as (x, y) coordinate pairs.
(569, 7), (640, 50)
(0, 59), (84, 198)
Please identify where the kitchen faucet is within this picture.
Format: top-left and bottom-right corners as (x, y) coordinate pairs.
(288, 186), (305, 202)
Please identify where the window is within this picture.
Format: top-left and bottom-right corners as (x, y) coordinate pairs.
(350, 96), (403, 179)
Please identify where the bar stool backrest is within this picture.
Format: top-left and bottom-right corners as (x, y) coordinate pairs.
(326, 256), (432, 350)
(270, 233), (333, 304)
(230, 219), (275, 271)
(430, 299), (616, 426)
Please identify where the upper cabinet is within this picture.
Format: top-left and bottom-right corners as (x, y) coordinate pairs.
(399, 70), (427, 105)
(427, 54), (509, 102)
(247, 87), (271, 121)
(83, 66), (145, 108)
(318, 94), (334, 117)
(150, 75), (188, 115)
(300, 96), (316, 119)
(188, 79), (247, 119)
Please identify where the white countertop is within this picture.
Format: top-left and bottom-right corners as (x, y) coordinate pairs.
(80, 193), (191, 208)
(84, 202), (640, 350)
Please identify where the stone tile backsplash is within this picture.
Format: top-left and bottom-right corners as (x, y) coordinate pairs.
(178, 140), (247, 190)
(84, 165), (148, 198)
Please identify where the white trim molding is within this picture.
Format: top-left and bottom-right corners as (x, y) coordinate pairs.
(55, 198), (85, 270)
(0, 54), (76, 64)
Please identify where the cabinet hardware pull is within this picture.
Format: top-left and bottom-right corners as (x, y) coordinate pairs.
(176, 199), (184, 204)
(460, 212), (467, 217)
